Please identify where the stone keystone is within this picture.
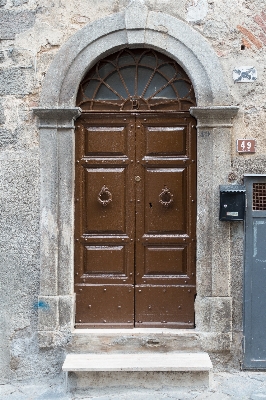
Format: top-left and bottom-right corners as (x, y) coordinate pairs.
(125, 0), (148, 30)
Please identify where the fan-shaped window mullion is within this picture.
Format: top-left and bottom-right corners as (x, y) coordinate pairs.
(169, 82), (182, 99)
(173, 79), (194, 99)
(91, 81), (102, 100)
(138, 51), (161, 98)
(97, 74), (125, 101)
(141, 69), (157, 98)
(117, 69), (131, 98)
(134, 58), (139, 98)
(145, 72), (176, 100)
(77, 48), (196, 111)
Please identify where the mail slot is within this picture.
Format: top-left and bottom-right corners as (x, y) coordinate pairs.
(219, 185), (246, 221)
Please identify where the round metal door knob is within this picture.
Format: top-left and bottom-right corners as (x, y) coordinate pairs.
(135, 176), (141, 182)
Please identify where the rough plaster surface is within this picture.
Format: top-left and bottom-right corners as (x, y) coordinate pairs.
(0, 0), (266, 382)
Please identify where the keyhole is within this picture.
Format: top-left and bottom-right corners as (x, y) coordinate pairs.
(100, 191), (109, 201)
(149, 203), (152, 208)
(161, 192), (171, 203)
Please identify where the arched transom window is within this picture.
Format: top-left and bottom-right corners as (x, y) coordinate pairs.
(76, 48), (196, 111)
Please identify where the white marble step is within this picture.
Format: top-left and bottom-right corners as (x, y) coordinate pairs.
(62, 352), (212, 372)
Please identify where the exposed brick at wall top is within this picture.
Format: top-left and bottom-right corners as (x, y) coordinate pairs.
(238, 8), (266, 50)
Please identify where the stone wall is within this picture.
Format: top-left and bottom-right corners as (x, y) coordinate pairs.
(1, 0), (266, 380)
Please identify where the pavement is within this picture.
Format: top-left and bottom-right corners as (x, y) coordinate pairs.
(1, 371), (266, 400)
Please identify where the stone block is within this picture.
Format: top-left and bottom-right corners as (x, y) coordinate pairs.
(65, 352), (212, 390)
(69, 329), (202, 354)
(127, 29), (146, 45)
(125, 1), (148, 30)
(59, 295), (75, 329)
(0, 68), (34, 96)
(69, 370), (211, 390)
(195, 296), (232, 333)
(38, 296), (59, 331)
(63, 352), (212, 372)
(0, 10), (35, 39)
(38, 331), (71, 349)
(199, 333), (232, 352)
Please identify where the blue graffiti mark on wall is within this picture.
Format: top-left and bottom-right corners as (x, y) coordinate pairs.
(33, 300), (50, 310)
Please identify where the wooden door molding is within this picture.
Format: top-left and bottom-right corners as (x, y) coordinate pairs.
(134, 114), (196, 328)
(74, 114), (135, 328)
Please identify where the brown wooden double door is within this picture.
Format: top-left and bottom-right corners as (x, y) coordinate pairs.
(74, 112), (196, 328)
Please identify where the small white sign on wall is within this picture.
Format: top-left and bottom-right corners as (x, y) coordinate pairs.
(233, 66), (257, 83)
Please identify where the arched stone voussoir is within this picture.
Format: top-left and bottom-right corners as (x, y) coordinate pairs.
(40, 6), (231, 108)
(40, 11), (126, 107)
(146, 11), (231, 106)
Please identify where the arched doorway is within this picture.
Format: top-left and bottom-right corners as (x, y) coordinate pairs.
(74, 49), (197, 328)
(33, 5), (238, 350)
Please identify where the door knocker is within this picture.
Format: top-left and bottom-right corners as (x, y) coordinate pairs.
(159, 186), (174, 207)
(98, 185), (112, 206)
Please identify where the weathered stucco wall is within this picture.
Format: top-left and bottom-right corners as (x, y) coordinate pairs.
(1, 0), (266, 381)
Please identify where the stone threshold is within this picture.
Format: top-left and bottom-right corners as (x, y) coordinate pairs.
(66, 329), (232, 354)
(72, 328), (199, 334)
(63, 352), (212, 372)
(63, 352), (213, 390)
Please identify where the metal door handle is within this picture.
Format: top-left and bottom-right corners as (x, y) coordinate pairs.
(98, 185), (112, 206)
(159, 186), (173, 207)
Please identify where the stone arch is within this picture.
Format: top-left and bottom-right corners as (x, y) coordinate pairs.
(40, 2), (231, 108)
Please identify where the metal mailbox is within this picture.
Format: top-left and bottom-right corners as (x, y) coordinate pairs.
(219, 185), (246, 221)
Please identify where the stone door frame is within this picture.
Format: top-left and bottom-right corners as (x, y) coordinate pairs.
(33, 2), (238, 350)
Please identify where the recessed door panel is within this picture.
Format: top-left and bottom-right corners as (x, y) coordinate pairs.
(144, 168), (187, 233)
(144, 245), (187, 276)
(84, 245), (126, 275)
(134, 286), (196, 328)
(145, 126), (187, 156)
(74, 112), (196, 328)
(85, 127), (127, 156)
(76, 285), (134, 328)
(85, 167), (126, 233)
